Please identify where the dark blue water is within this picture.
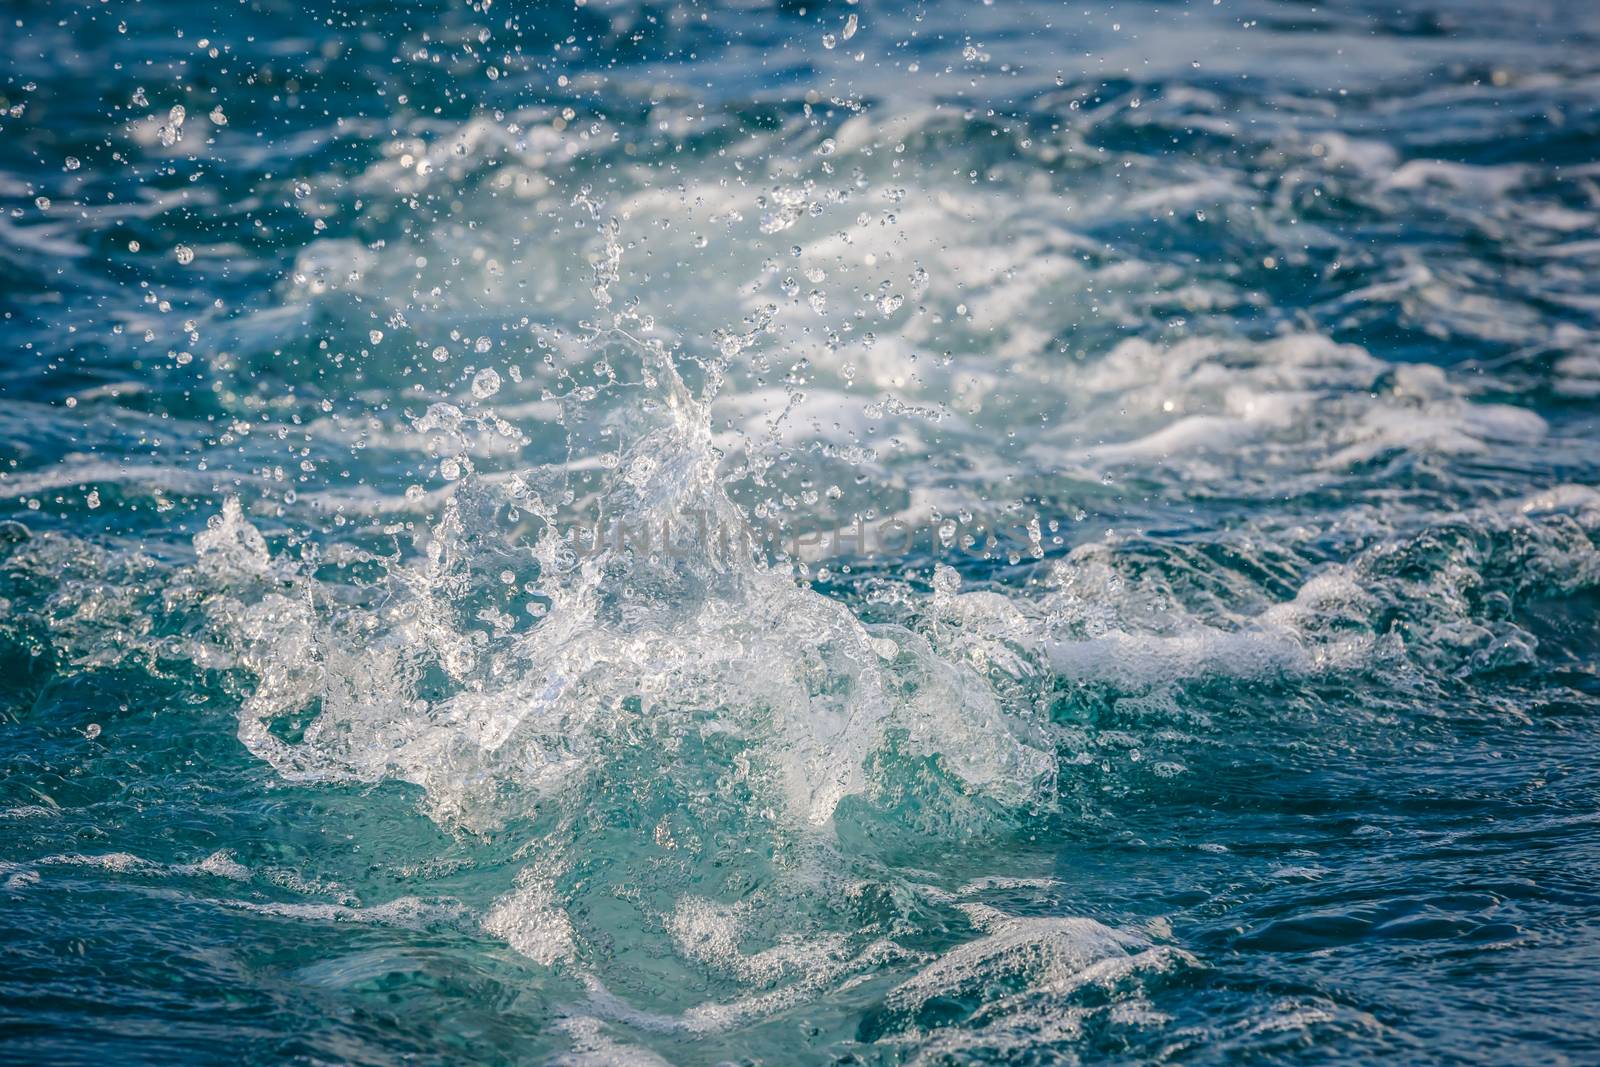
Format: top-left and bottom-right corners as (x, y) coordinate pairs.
(4, 0), (1600, 1062)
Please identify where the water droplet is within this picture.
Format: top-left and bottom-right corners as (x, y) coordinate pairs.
(471, 367), (502, 399)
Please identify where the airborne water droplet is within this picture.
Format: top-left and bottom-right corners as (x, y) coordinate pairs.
(472, 368), (502, 399)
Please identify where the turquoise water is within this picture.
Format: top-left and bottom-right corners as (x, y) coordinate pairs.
(4, 0), (1600, 1061)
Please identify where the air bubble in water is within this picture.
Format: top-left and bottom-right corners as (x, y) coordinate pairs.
(432, 345), (450, 362)
(474, 336), (492, 354)
(369, 329), (384, 345)
(174, 245), (195, 265)
(64, 156), (81, 171)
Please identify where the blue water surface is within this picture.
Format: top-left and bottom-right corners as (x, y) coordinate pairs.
(3, 0), (1600, 1062)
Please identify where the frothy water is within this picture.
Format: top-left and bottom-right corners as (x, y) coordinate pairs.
(4, 0), (1600, 1061)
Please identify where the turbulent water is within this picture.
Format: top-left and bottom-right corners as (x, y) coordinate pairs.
(4, 0), (1600, 1061)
